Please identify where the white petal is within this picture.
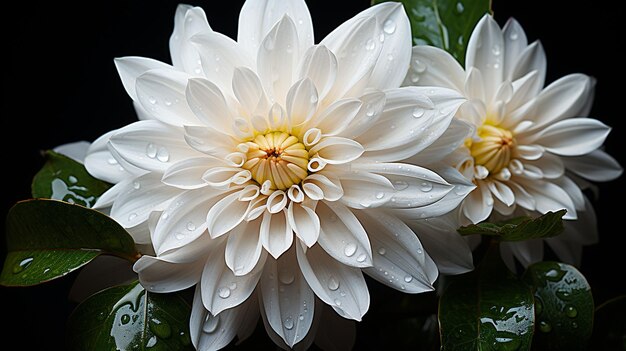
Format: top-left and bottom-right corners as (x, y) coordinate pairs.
(530, 73), (593, 129)
(525, 153), (564, 179)
(518, 179), (577, 219)
(186, 78), (234, 133)
(308, 137), (364, 164)
(232, 67), (269, 116)
(126, 210), (160, 245)
(109, 120), (200, 172)
(301, 173), (343, 202)
(531, 118), (611, 156)
(110, 172), (179, 228)
(509, 41), (546, 95)
(190, 285), (259, 351)
(502, 18), (528, 80)
(288, 202), (320, 247)
(286, 78), (318, 127)
(92, 178), (131, 209)
(297, 45), (337, 101)
(465, 15), (504, 99)
(184, 125), (236, 158)
(54, 141), (90, 164)
(406, 45), (465, 92)
(562, 149), (623, 182)
(316, 201), (372, 268)
(85, 131), (136, 184)
(553, 176), (585, 211)
(356, 210), (438, 293)
(191, 31), (253, 96)
(508, 181), (536, 211)
(320, 16), (381, 99)
(238, 0), (313, 61)
(296, 243), (370, 321)
(405, 118), (474, 164)
(257, 16), (299, 104)
(202, 167), (249, 188)
(260, 246), (315, 347)
(206, 191), (251, 238)
(162, 156), (221, 189)
(505, 70), (542, 118)
(340, 91), (386, 139)
(260, 209), (294, 258)
(134, 254), (204, 293)
(462, 181), (493, 223)
(515, 144), (544, 161)
(407, 215), (474, 275)
(225, 219), (263, 276)
(115, 57), (173, 101)
(465, 67), (485, 102)
(337, 170), (394, 209)
(307, 98), (361, 136)
(352, 163), (453, 209)
(487, 180), (515, 207)
(502, 239), (544, 268)
(135, 69), (199, 126)
(170, 5), (211, 75)
(201, 240), (265, 315)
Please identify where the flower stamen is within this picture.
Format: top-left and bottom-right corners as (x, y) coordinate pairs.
(468, 124), (516, 174)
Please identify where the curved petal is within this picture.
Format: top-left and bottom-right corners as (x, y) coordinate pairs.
(465, 15), (504, 99)
(85, 131), (137, 184)
(233, 67), (270, 117)
(186, 78), (234, 134)
(340, 91), (386, 139)
(562, 149), (623, 182)
(509, 41), (546, 95)
(462, 180), (493, 224)
(115, 56), (173, 101)
(260, 246), (315, 347)
(487, 180), (515, 207)
(238, 0), (313, 61)
(525, 152), (564, 179)
(517, 179), (577, 220)
(531, 118), (611, 156)
(405, 45), (465, 92)
(307, 98), (361, 136)
(135, 68), (198, 126)
(337, 170), (394, 209)
(286, 78), (319, 127)
(308, 137), (364, 164)
(316, 201), (372, 268)
(110, 172), (179, 228)
(302, 173), (343, 202)
(225, 219), (263, 276)
(201, 239), (266, 315)
(184, 125), (237, 158)
(405, 118), (474, 164)
(297, 45), (337, 102)
(529, 73), (593, 129)
(502, 18), (528, 81)
(553, 176), (585, 211)
(296, 243), (370, 321)
(134, 254), (205, 293)
(260, 209), (294, 258)
(355, 210), (438, 293)
(162, 156), (223, 189)
(206, 191), (251, 238)
(288, 202), (320, 247)
(170, 5), (211, 75)
(109, 120), (200, 172)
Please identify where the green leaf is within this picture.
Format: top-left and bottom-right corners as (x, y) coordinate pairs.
(372, 0), (491, 64)
(32, 150), (111, 207)
(591, 295), (626, 350)
(0, 199), (138, 286)
(67, 281), (193, 350)
(439, 245), (535, 350)
(522, 261), (594, 350)
(458, 210), (566, 241)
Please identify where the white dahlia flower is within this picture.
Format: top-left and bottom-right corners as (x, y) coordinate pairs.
(406, 14), (622, 267)
(84, 1), (471, 348)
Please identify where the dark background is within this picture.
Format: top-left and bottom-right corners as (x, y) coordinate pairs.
(1, 0), (623, 348)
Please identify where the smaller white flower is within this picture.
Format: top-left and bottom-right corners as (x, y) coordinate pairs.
(405, 14), (622, 266)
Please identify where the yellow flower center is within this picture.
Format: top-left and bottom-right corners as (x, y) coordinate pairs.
(242, 131), (309, 190)
(468, 125), (516, 174)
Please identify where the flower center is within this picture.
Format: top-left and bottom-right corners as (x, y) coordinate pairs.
(468, 124), (516, 174)
(242, 131), (309, 190)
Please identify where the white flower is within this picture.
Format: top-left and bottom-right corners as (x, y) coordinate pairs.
(406, 14), (622, 266)
(84, 1), (469, 349)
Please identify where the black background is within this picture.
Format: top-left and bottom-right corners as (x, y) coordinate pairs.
(1, 0), (624, 348)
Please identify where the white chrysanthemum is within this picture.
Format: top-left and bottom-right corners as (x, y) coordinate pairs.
(406, 15), (622, 267)
(84, 1), (470, 349)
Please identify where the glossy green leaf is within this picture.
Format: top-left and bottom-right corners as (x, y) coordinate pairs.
(523, 261), (594, 350)
(372, 0), (491, 64)
(67, 281), (193, 350)
(0, 199), (138, 286)
(591, 295), (626, 350)
(439, 246), (535, 350)
(458, 210), (566, 241)
(31, 150), (110, 207)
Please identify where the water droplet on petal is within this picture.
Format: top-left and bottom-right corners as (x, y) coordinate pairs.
(413, 59), (426, 73)
(393, 180), (409, 191)
(420, 182), (433, 192)
(310, 94), (318, 104)
(509, 31), (519, 41)
(107, 157), (118, 165)
(128, 213), (138, 221)
(175, 233), (185, 240)
(356, 254), (367, 262)
(365, 38), (375, 51)
(383, 20), (397, 34)
(186, 221), (196, 231)
(133, 182), (141, 190)
(378, 247), (386, 255)
(283, 317), (294, 330)
(344, 243), (357, 257)
(278, 270), (295, 285)
(228, 282), (237, 290)
(417, 248), (423, 254)
(410, 73), (420, 83)
(156, 147), (170, 162)
(334, 299), (342, 306)
(164, 98), (172, 106)
(298, 314), (304, 321)
(146, 143), (157, 158)
(564, 305), (578, 318)
(218, 287), (231, 299)
(404, 275), (413, 283)
(328, 276), (339, 291)
(148, 96), (157, 105)
(375, 191), (385, 199)
(412, 107), (425, 118)
(387, 53), (394, 61)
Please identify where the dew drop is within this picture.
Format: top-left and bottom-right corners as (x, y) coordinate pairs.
(186, 221), (196, 231)
(378, 33), (385, 42)
(67, 175), (78, 184)
(107, 157), (118, 165)
(356, 254), (367, 263)
(417, 248), (423, 254)
(564, 305), (578, 318)
(383, 20), (397, 34)
(310, 94), (318, 104)
(365, 38), (375, 51)
(393, 180), (409, 191)
(128, 213), (138, 221)
(387, 53), (394, 61)
(334, 299), (342, 306)
(420, 182), (433, 192)
(455, 2), (464, 14)
(146, 143), (158, 158)
(278, 270), (295, 285)
(344, 243), (357, 257)
(410, 73), (420, 83)
(218, 287), (231, 299)
(194, 67), (202, 74)
(228, 282), (237, 290)
(539, 321), (552, 333)
(298, 314), (304, 321)
(412, 107), (425, 118)
(133, 181), (141, 190)
(156, 147), (170, 162)
(375, 191), (385, 199)
(175, 233), (185, 240)
(283, 317), (294, 330)
(378, 247), (386, 255)
(404, 275), (413, 283)
(164, 98), (173, 106)
(150, 319), (172, 339)
(13, 257), (34, 274)
(509, 31), (519, 41)
(96, 311), (106, 321)
(413, 59), (426, 73)
(202, 315), (219, 333)
(148, 96), (157, 105)
(327, 276), (340, 291)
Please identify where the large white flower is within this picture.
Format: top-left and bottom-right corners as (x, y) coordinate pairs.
(84, 1), (470, 349)
(406, 15), (622, 266)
